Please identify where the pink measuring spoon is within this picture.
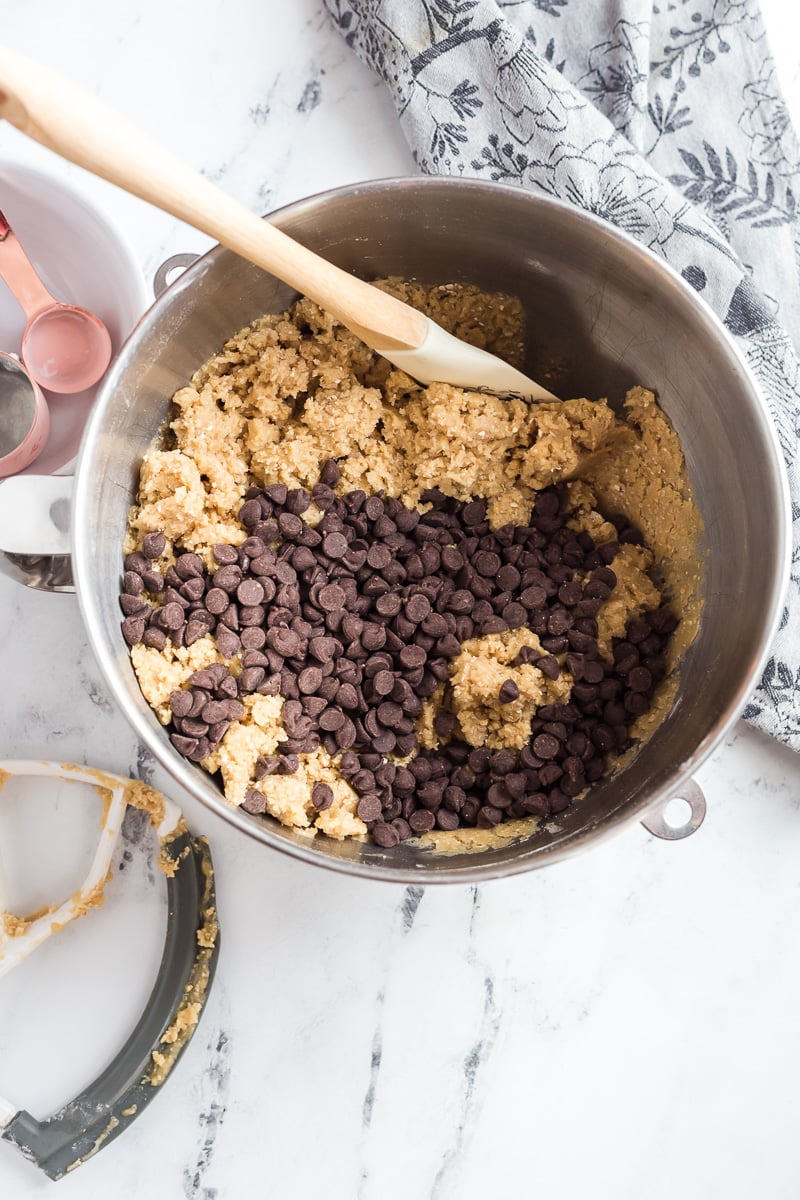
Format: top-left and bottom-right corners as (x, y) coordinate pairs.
(0, 206), (111, 394)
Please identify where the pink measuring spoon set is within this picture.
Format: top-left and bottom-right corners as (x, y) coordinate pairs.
(0, 206), (111, 476)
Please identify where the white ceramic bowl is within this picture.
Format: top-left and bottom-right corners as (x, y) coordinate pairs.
(0, 158), (148, 475)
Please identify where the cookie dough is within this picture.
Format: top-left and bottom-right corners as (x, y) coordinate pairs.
(447, 630), (572, 751)
(126, 281), (702, 847)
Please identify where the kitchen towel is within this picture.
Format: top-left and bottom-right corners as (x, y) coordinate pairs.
(325, 0), (800, 749)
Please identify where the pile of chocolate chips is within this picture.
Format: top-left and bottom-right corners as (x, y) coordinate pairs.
(120, 461), (676, 847)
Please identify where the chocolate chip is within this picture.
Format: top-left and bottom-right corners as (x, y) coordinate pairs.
(533, 733), (560, 760)
(318, 582), (345, 612)
(239, 499), (263, 528)
(124, 552), (151, 576)
(462, 500), (485, 526)
(478, 616), (508, 636)
(123, 570), (145, 596)
(183, 620), (207, 646)
(317, 705), (344, 731)
(363, 669), (390, 697)
(335, 717), (357, 750)
(498, 679), (520, 704)
(409, 809), (435, 834)
(212, 544), (237, 565)
(265, 482), (288, 505)
(236, 666), (262, 693)
(398, 644), (426, 670)
(502, 602), (527, 628)
(584, 578), (611, 600)
(312, 782), (334, 810)
(121, 616), (146, 645)
(323, 531), (349, 559)
(627, 666), (653, 693)
(650, 607), (678, 634)
(372, 822), (401, 847)
(582, 660), (605, 684)
(141, 627), (167, 650)
(276, 512), (301, 540)
(216, 626), (241, 658)
(519, 793), (548, 816)
(546, 787), (573, 816)
(186, 737), (210, 763)
(141, 569), (165, 594)
(182, 576), (206, 602)
(285, 488), (311, 516)
(358, 627), (385, 655)
(558, 581), (583, 607)
(307, 636), (336, 662)
(336, 681), (359, 709)
(120, 593), (149, 617)
(254, 755), (280, 779)
(237, 578), (265, 606)
(320, 459), (340, 487)
(170, 732), (197, 757)
(536, 654), (560, 680)
(198, 700), (227, 725)
(268, 627), (300, 657)
(167, 689), (191, 717)
(355, 794), (381, 822)
(141, 531), (166, 559)
(174, 553), (203, 581)
(203, 587), (227, 615)
(240, 537), (265, 559)
(298, 666), (323, 694)
(626, 619), (650, 645)
(474, 551), (500, 577)
(242, 788), (267, 813)
(213, 564), (242, 593)
(404, 593), (431, 624)
(206, 720), (229, 745)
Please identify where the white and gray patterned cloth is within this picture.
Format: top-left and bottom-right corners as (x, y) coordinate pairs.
(325, 0), (800, 748)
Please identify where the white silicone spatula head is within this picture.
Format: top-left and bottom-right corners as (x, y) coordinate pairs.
(0, 47), (556, 402)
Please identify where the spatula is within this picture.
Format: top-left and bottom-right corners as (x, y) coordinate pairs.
(0, 46), (556, 401)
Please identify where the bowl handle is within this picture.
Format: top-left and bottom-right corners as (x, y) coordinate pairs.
(153, 252), (199, 300)
(640, 779), (706, 840)
(0, 473), (74, 591)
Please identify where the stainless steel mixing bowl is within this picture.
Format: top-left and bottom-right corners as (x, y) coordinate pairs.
(72, 178), (790, 883)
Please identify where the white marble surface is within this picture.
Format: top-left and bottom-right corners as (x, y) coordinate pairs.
(2, 3), (800, 1197)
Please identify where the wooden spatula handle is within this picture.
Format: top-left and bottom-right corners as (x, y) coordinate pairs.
(0, 47), (427, 352)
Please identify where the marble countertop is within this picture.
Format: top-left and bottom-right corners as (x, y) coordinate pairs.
(2, 3), (800, 1197)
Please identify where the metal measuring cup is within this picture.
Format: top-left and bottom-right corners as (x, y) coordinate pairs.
(0, 350), (49, 477)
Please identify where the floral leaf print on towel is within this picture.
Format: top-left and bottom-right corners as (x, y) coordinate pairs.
(543, 139), (678, 247)
(423, 0), (480, 37)
(530, 0), (567, 18)
(647, 90), (693, 142)
(579, 20), (649, 141)
(740, 58), (800, 177)
(669, 142), (796, 228)
(651, 0), (760, 83)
